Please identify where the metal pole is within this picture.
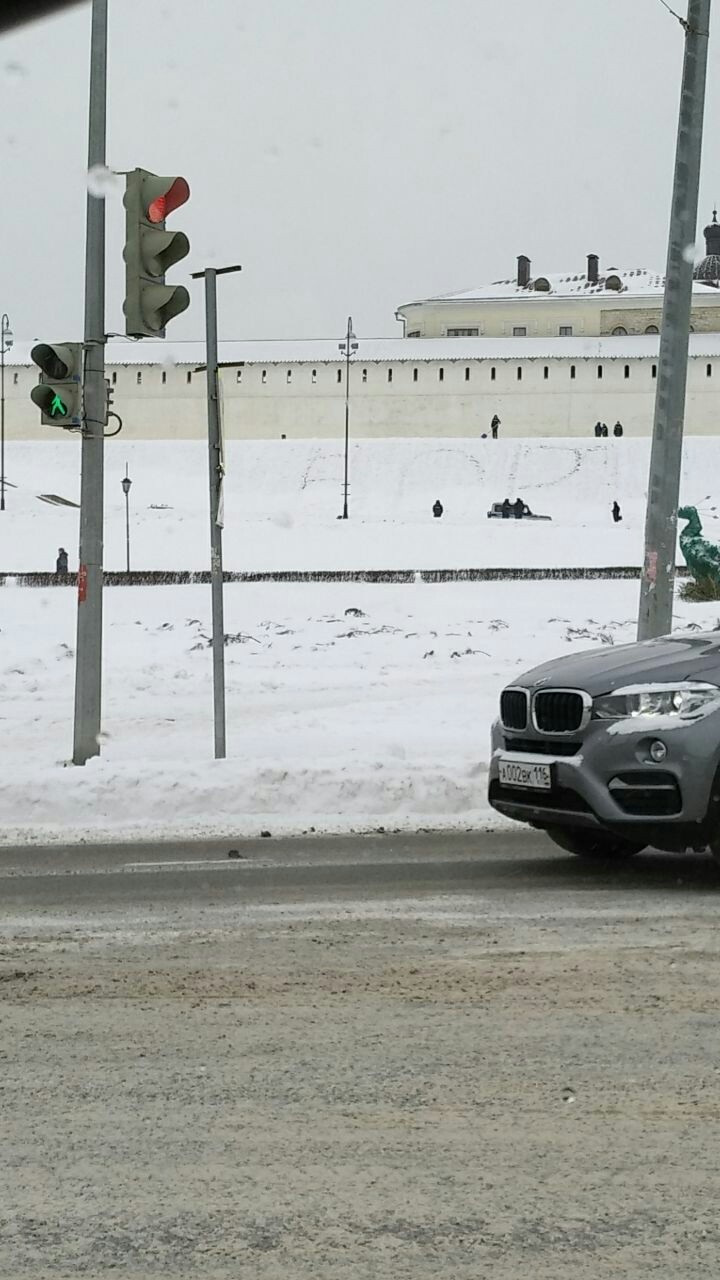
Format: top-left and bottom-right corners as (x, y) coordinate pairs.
(0, 319), (5, 514)
(342, 336), (350, 520)
(72, 0), (107, 764)
(191, 264), (241, 760)
(638, 0), (711, 641)
(204, 269), (226, 758)
(124, 466), (131, 573)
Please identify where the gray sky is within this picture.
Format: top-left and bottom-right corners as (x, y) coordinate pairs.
(0, 0), (717, 345)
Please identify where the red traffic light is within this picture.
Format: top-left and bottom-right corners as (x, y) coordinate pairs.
(147, 176), (190, 224)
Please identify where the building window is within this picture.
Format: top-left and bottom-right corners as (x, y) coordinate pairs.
(261, 369), (267, 384)
(186, 371), (192, 385)
(559, 325), (573, 337)
(624, 365), (630, 379)
(413, 368), (418, 383)
(136, 371), (142, 385)
(570, 365), (576, 379)
(645, 324), (659, 334)
(407, 330), (421, 338)
(513, 326), (527, 337)
(447, 327), (479, 337)
(708, 364), (713, 378)
(236, 369), (242, 383)
(336, 369), (342, 384)
(491, 367), (496, 381)
(161, 370), (167, 384)
(652, 364), (657, 378)
(311, 369), (317, 384)
(362, 368), (367, 383)
(286, 369), (292, 384)
(438, 367), (444, 382)
(465, 367), (470, 382)
(112, 371), (117, 385)
(597, 364), (603, 379)
(612, 326), (628, 336)
(387, 368), (393, 383)
(517, 366), (522, 381)
(543, 366), (549, 380)
(13, 372), (18, 386)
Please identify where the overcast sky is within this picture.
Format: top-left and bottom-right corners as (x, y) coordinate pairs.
(0, 0), (718, 345)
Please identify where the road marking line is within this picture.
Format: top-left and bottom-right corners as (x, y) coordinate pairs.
(122, 859), (249, 871)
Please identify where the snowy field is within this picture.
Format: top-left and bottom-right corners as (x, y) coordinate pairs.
(4, 436), (720, 573)
(2, 579), (718, 846)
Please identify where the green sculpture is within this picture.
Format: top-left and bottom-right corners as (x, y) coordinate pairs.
(677, 505), (720, 585)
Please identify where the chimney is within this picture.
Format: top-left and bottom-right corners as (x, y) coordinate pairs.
(517, 254), (531, 288)
(587, 253), (599, 285)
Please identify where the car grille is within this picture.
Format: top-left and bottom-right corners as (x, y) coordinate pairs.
(608, 772), (682, 817)
(500, 689), (528, 731)
(489, 779), (591, 814)
(503, 737), (581, 757)
(533, 690), (585, 734)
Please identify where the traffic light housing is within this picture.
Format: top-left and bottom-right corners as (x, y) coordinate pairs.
(30, 342), (83, 427)
(123, 168), (191, 338)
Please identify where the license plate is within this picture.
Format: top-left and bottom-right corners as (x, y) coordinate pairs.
(498, 756), (552, 790)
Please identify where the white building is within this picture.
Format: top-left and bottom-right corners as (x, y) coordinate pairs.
(7, 222), (720, 442)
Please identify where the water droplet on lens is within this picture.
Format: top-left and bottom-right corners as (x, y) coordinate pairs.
(87, 164), (120, 199)
(4, 61), (28, 79)
(562, 1086), (576, 1104)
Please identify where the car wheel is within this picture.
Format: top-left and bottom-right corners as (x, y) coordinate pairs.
(544, 825), (644, 860)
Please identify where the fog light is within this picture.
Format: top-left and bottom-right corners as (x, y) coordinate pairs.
(649, 740), (667, 762)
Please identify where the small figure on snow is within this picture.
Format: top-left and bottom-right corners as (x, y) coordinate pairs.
(613, 420), (624, 438)
(612, 501), (622, 524)
(501, 497), (512, 519)
(491, 414), (501, 439)
(56, 547), (69, 574)
(594, 421), (603, 438)
(601, 422), (609, 438)
(432, 499), (444, 518)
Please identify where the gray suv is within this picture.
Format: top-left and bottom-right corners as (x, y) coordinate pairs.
(488, 631), (720, 860)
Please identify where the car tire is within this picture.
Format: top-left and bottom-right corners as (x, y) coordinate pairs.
(544, 825), (645, 860)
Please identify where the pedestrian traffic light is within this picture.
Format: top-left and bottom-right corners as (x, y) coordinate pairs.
(30, 342), (83, 427)
(123, 168), (191, 338)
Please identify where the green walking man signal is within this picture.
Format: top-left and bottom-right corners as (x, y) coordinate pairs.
(30, 342), (83, 428)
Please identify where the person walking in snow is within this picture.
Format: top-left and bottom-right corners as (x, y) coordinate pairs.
(501, 498), (512, 519)
(613, 420), (624, 437)
(56, 547), (69, 574)
(612, 501), (622, 523)
(432, 499), (443, 518)
(594, 421), (602, 438)
(491, 414), (501, 439)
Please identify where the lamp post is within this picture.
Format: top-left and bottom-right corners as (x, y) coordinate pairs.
(121, 464), (132, 573)
(338, 316), (358, 519)
(1, 314), (14, 512)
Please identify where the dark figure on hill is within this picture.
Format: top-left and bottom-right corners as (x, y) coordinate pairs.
(501, 498), (512, 519)
(612, 501), (622, 523)
(613, 421), (623, 437)
(491, 415), (500, 439)
(56, 548), (69, 574)
(601, 422), (609, 437)
(594, 421), (602, 438)
(432, 499), (443, 518)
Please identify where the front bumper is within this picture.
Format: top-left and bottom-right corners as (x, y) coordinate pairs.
(487, 714), (720, 851)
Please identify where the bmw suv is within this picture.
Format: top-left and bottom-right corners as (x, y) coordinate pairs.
(488, 630), (720, 860)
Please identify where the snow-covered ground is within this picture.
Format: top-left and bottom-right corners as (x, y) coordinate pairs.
(4, 436), (720, 572)
(2, 579), (718, 846)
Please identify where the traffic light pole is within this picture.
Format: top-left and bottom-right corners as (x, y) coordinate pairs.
(191, 264), (241, 760)
(637, 0), (711, 641)
(73, 0), (107, 765)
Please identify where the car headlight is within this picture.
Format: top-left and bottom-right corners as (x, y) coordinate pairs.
(593, 683), (720, 720)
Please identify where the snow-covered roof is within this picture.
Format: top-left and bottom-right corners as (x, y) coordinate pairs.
(9, 333), (720, 367)
(400, 267), (720, 306)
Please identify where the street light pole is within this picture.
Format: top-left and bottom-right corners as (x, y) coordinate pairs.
(638, 0), (711, 640)
(121, 465), (132, 573)
(338, 316), (358, 519)
(190, 263), (242, 760)
(1, 314), (13, 513)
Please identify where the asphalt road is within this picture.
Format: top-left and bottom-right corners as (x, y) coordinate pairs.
(2, 829), (720, 1279)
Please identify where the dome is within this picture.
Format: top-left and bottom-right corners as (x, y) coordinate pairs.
(693, 210), (720, 283)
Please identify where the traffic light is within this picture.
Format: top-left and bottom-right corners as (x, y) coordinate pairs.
(30, 342), (83, 427)
(123, 168), (191, 338)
